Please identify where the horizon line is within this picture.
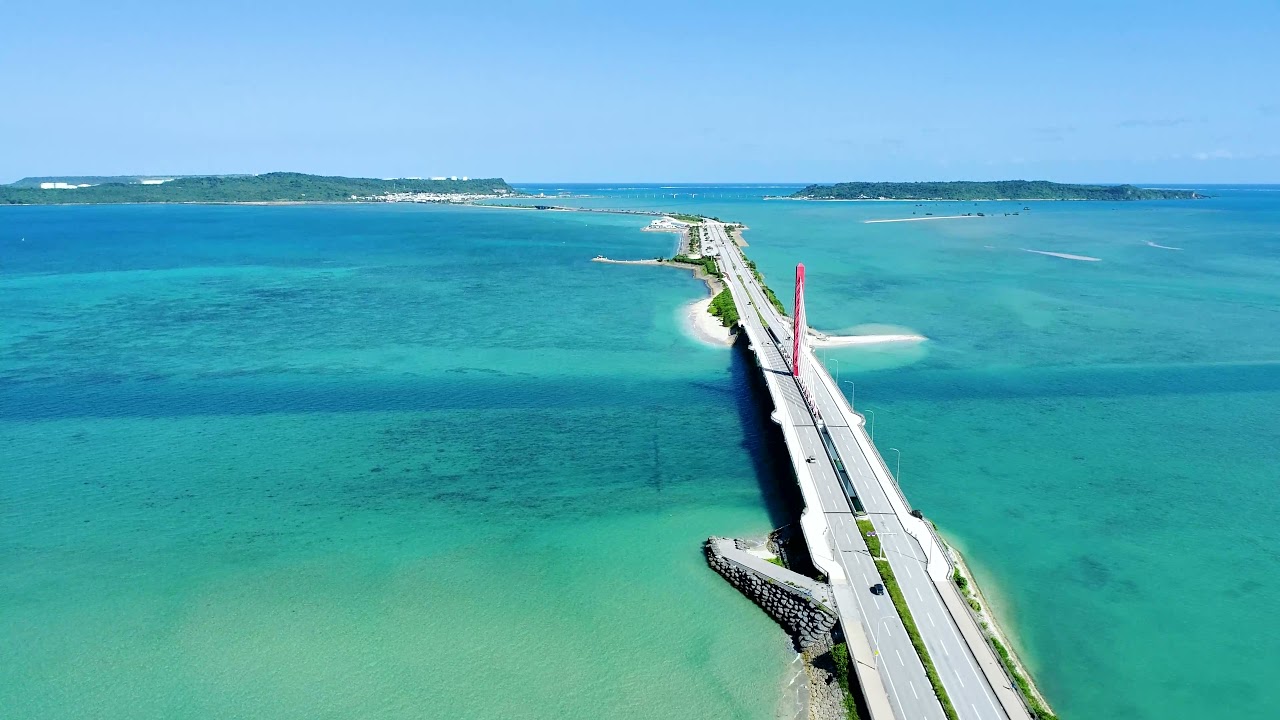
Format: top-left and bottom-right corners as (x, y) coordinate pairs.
(4, 173), (1277, 187)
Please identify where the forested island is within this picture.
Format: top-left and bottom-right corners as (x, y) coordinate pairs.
(791, 180), (1205, 201)
(0, 172), (517, 205)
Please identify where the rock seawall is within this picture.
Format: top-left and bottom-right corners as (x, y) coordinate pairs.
(704, 537), (838, 650)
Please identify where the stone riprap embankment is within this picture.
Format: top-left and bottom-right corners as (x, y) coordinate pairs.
(804, 635), (851, 720)
(704, 537), (837, 650)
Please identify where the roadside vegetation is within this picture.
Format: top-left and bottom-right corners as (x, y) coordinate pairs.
(952, 567), (1058, 720)
(669, 254), (720, 278)
(856, 518), (959, 720)
(953, 568), (981, 612)
(708, 289), (739, 328)
(989, 634), (1058, 720)
(830, 642), (862, 720)
(761, 285), (787, 315)
(742, 257), (788, 315)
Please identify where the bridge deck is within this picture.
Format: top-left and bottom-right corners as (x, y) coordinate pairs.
(704, 221), (1029, 720)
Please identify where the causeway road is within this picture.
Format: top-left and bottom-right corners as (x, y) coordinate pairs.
(708, 223), (947, 720)
(704, 220), (1022, 720)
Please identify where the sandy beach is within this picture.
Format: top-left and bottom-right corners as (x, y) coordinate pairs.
(682, 297), (734, 346)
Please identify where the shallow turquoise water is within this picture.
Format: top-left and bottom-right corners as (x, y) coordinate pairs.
(745, 194), (1280, 720)
(513, 185), (1280, 719)
(5, 191), (1280, 720)
(1, 204), (797, 719)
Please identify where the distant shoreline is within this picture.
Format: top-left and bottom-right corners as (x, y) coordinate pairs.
(771, 196), (1193, 202)
(788, 180), (1205, 201)
(0, 172), (518, 206)
(0, 199), (476, 208)
(0, 198), (522, 209)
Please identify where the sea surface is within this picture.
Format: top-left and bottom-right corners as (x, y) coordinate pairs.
(504, 184), (1280, 719)
(1, 204), (797, 719)
(4, 187), (1280, 719)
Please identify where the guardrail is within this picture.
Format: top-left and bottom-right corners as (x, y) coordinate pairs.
(942, 558), (1037, 719)
(713, 227), (1032, 719)
(856, 425), (954, 572)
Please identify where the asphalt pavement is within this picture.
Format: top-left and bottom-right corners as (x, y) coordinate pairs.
(708, 222), (948, 720)
(705, 220), (1015, 720)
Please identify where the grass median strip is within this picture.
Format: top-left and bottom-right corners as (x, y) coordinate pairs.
(856, 518), (959, 720)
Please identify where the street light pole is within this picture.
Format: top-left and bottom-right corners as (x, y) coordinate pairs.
(829, 357), (839, 385)
(842, 380), (855, 409)
(864, 408), (875, 441)
(870, 616), (893, 669)
(889, 447), (901, 484)
(872, 530), (898, 561)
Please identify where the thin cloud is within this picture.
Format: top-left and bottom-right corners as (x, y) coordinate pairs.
(1192, 149), (1237, 160)
(1032, 126), (1075, 142)
(1189, 149), (1277, 161)
(1119, 117), (1194, 129)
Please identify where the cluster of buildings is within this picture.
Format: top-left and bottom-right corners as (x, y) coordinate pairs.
(38, 178), (172, 190)
(358, 190), (511, 204)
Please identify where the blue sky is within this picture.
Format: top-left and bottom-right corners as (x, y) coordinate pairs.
(2, 1), (1277, 183)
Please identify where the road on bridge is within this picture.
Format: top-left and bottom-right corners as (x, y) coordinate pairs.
(703, 220), (1022, 720)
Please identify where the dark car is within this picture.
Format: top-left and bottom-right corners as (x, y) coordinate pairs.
(870, 583), (885, 596)
(806, 456), (816, 463)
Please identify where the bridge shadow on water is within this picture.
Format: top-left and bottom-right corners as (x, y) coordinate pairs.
(726, 332), (819, 577)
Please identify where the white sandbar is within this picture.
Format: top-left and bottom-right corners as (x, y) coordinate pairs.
(864, 215), (982, 224)
(810, 333), (927, 347)
(1021, 248), (1101, 262)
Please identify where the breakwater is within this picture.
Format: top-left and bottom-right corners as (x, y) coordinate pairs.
(704, 537), (837, 651)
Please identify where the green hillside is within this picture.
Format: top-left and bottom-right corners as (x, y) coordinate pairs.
(0, 172), (516, 204)
(7, 175), (216, 188)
